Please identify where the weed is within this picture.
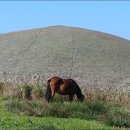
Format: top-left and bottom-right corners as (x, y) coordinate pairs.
(22, 84), (33, 100)
(0, 82), (4, 94)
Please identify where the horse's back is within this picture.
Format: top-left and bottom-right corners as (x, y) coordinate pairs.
(49, 76), (62, 82)
(49, 76), (63, 85)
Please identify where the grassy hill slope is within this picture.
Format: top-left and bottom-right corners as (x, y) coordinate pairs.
(0, 26), (130, 89)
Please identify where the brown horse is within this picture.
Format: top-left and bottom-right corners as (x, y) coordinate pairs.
(45, 76), (84, 102)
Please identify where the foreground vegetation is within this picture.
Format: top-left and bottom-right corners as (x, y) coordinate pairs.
(0, 82), (130, 129)
(1, 98), (129, 130)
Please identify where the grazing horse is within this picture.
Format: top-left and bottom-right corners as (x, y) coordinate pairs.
(45, 76), (84, 102)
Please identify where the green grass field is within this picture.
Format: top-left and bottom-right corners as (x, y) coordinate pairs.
(0, 100), (128, 130)
(0, 83), (130, 130)
(0, 97), (130, 130)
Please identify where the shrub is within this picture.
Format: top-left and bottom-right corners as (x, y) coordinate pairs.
(6, 99), (46, 116)
(5, 99), (28, 114)
(22, 84), (33, 100)
(32, 84), (44, 99)
(106, 107), (130, 128)
(0, 82), (4, 94)
(1, 83), (22, 99)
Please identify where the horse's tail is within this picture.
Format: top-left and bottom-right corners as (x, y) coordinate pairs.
(45, 79), (51, 102)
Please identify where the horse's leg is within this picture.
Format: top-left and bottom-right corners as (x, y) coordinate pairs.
(49, 88), (56, 101)
(51, 91), (55, 99)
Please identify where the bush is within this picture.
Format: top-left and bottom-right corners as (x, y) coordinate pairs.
(32, 84), (44, 99)
(106, 107), (130, 128)
(0, 82), (4, 94)
(1, 83), (23, 99)
(6, 99), (28, 114)
(6, 99), (47, 116)
(22, 84), (33, 100)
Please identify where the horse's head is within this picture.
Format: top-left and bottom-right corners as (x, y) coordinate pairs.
(69, 78), (85, 102)
(78, 94), (85, 101)
(45, 94), (52, 102)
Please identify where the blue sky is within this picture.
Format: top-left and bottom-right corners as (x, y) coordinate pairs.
(0, 1), (130, 40)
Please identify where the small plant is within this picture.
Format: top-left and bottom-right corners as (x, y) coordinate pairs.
(0, 82), (4, 94)
(87, 101), (107, 113)
(5, 99), (27, 114)
(0, 83), (23, 99)
(22, 84), (33, 100)
(32, 84), (44, 99)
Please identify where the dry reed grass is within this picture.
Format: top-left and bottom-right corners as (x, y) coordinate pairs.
(0, 81), (130, 109)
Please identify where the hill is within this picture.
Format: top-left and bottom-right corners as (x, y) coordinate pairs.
(0, 26), (130, 89)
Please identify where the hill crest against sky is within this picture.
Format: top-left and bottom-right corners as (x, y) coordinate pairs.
(1, 25), (130, 42)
